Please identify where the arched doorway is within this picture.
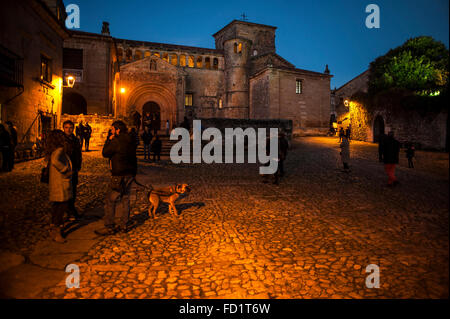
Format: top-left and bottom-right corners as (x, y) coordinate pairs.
(142, 101), (161, 131)
(373, 115), (385, 143)
(62, 92), (87, 115)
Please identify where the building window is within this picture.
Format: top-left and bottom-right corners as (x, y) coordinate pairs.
(144, 51), (151, 58)
(134, 50), (142, 60)
(213, 58), (218, 70)
(237, 43), (242, 53)
(63, 48), (83, 69)
(162, 53), (169, 63)
(218, 98), (223, 109)
(185, 94), (193, 107)
(296, 79), (302, 94)
(180, 54), (186, 67)
(152, 52), (160, 57)
(196, 56), (202, 68)
(188, 55), (194, 68)
(40, 55), (52, 82)
(205, 57), (211, 69)
(171, 54), (178, 66)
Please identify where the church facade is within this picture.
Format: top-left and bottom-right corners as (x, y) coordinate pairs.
(63, 20), (332, 134)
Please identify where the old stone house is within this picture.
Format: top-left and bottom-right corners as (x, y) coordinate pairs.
(333, 70), (448, 150)
(0, 0), (69, 150)
(62, 20), (332, 137)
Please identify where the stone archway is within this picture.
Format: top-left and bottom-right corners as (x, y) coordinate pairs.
(125, 83), (177, 131)
(62, 91), (87, 115)
(373, 115), (385, 143)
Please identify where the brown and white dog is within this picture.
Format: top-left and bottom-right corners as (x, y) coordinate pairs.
(147, 184), (190, 218)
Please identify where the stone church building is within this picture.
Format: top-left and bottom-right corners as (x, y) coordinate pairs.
(62, 19), (332, 136)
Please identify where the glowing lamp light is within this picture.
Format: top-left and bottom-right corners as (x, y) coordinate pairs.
(65, 75), (75, 88)
(344, 99), (349, 107)
(120, 87), (126, 94)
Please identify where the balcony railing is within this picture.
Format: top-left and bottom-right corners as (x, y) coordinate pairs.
(0, 44), (23, 87)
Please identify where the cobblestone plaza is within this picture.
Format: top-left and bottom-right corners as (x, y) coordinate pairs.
(0, 137), (448, 299)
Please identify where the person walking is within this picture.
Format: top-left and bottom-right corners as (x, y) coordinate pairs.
(5, 121), (17, 171)
(83, 121), (92, 152)
(405, 143), (415, 168)
(0, 124), (11, 172)
(76, 121), (85, 150)
(338, 127), (345, 143)
(346, 124), (352, 140)
(141, 126), (153, 160)
(95, 121), (137, 236)
(380, 131), (400, 186)
(63, 120), (82, 220)
(133, 110), (141, 133)
(340, 135), (350, 171)
(46, 130), (73, 243)
(151, 135), (162, 162)
(165, 119), (170, 136)
(274, 131), (289, 184)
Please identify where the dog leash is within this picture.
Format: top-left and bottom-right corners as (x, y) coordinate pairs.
(132, 177), (153, 192)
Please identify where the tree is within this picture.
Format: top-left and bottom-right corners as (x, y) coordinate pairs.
(369, 36), (449, 96)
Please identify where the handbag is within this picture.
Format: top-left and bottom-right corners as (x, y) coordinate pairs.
(40, 163), (50, 183)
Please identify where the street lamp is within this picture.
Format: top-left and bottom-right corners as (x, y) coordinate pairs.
(120, 87), (126, 94)
(64, 75), (75, 88)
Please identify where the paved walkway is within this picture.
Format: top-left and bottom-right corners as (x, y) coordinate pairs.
(0, 137), (448, 298)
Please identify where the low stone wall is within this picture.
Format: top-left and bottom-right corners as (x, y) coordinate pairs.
(60, 114), (117, 149)
(197, 118), (293, 140)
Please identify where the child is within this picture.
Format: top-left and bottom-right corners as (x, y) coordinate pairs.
(405, 143), (415, 168)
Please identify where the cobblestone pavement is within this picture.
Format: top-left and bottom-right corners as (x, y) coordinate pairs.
(1, 137), (448, 298)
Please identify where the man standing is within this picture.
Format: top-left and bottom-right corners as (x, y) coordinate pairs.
(95, 121), (137, 235)
(63, 120), (82, 219)
(76, 121), (85, 150)
(380, 131), (400, 187)
(83, 121), (92, 152)
(133, 110), (142, 133)
(5, 121), (17, 171)
(141, 126), (153, 161)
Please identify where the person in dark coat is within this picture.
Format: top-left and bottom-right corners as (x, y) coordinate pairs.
(133, 111), (142, 132)
(274, 131), (289, 184)
(82, 121), (92, 151)
(141, 126), (153, 160)
(405, 143), (415, 168)
(340, 135), (350, 171)
(151, 135), (162, 162)
(338, 127), (345, 143)
(0, 124), (11, 172)
(143, 112), (152, 131)
(95, 121), (137, 236)
(345, 124), (352, 140)
(63, 120), (82, 220)
(378, 132), (387, 162)
(129, 127), (139, 148)
(380, 131), (400, 186)
(76, 121), (85, 150)
(5, 121), (17, 171)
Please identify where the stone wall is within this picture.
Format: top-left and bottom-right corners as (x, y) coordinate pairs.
(60, 114), (116, 149)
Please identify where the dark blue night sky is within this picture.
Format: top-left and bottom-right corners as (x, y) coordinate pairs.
(66, 0), (449, 89)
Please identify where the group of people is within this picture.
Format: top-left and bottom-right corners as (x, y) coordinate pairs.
(0, 121), (18, 172)
(43, 119), (137, 242)
(338, 125), (351, 142)
(339, 130), (415, 187)
(75, 121), (92, 152)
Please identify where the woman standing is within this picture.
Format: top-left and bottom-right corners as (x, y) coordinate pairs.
(340, 135), (350, 171)
(45, 130), (73, 243)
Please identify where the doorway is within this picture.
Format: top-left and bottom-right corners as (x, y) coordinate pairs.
(373, 115), (385, 143)
(142, 101), (161, 131)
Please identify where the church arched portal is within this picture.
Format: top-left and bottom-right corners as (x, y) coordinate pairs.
(142, 101), (161, 131)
